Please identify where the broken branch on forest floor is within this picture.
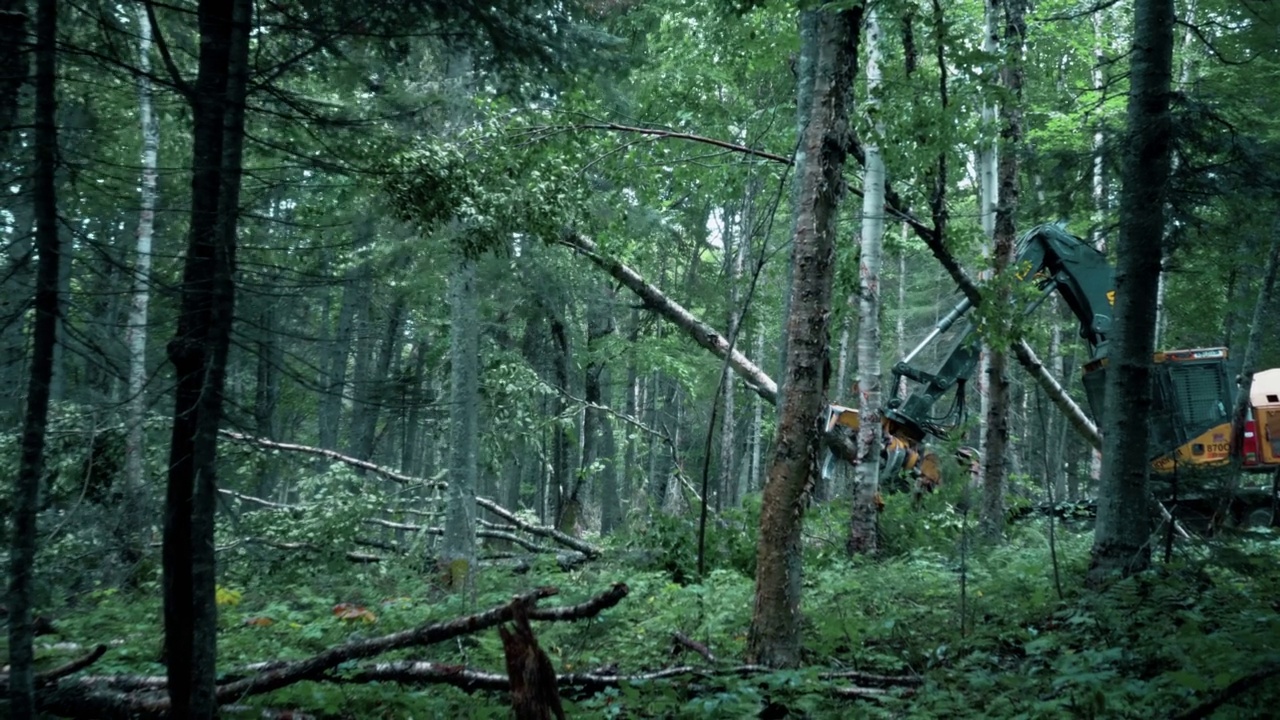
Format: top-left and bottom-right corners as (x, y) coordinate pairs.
(671, 632), (717, 664)
(213, 443), (603, 558)
(320, 660), (920, 700)
(364, 518), (562, 555)
(37, 584), (630, 719)
(0, 645), (107, 694)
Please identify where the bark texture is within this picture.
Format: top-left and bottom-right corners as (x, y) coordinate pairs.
(441, 258), (479, 588)
(8, 0), (57, 714)
(848, 7), (886, 556)
(559, 232), (778, 404)
(162, 0), (251, 715)
(123, 2), (159, 568)
(1089, 0), (1175, 584)
(980, 0), (1026, 541)
(746, 6), (858, 668)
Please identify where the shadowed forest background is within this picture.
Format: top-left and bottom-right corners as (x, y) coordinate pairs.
(3, 0), (1280, 717)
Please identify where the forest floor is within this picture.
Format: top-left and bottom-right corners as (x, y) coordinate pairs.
(18, 486), (1280, 719)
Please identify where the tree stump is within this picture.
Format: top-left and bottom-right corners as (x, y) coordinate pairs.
(499, 600), (565, 720)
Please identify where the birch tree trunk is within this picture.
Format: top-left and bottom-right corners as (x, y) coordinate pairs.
(720, 206), (746, 509)
(122, 0), (160, 566)
(750, 325), (765, 493)
(8, 1), (57, 713)
(848, 7), (886, 556)
(980, 0), (1026, 541)
(975, 0), (1001, 481)
(747, 6), (857, 668)
(1089, 0), (1175, 584)
(1088, 8), (1108, 487)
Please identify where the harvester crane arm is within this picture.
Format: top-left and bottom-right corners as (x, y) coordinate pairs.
(883, 223), (1115, 445)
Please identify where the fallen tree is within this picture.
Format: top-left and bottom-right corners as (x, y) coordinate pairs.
(28, 583), (629, 719)
(216, 433), (602, 559)
(551, 129), (1102, 450)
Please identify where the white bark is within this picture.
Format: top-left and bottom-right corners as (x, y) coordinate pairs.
(750, 325), (765, 493)
(979, 0), (1000, 242)
(559, 232), (778, 403)
(976, 0), (1000, 485)
(849, 8), (886, 554)
(1090, 10), (1107, 251)
(124, 4), (158, 508)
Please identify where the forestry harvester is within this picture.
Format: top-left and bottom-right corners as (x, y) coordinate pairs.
(824, 223), (1280, 489)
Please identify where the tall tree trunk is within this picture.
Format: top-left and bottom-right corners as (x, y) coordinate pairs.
(974, 0), (1001, 480)
(750, 325), (766, 493)
(122, 0), (160, 570)
(48, 225), (71, 402)
(253, 292), (283, 494)
(7, 1), (57, 714)
(353, 297), (404, 462)
(318, 249), (366, 451)
(848, 7), (886, 556)
(621, 311), (640, 516)
(980, 0), (1026, 541)
(441, 258), (478, 589)
(1089, 0), (1175, 585)
(549, 309), (571, 529)
(400, 336), (429, 474)
(719, 200), (749, 509)
(569, 284), (615, 531)
(163, 0), (251, 715)
(775, 10), (822, 413)
(1088, 8), (1108, 486)
(345, 282), (374, 458)
(1047, 302), (1066, 500)
(747, 6), (857, 668)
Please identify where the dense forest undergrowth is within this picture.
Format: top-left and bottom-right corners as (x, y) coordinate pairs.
(10, 440), (1280, 719)
(5, 0), (1280, 716)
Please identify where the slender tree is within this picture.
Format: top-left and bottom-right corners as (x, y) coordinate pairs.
(1089, 0), (1176, 584)
(163, 0), (252, 714)
(122, 1), (160, 570)
(7, 0), (58, 715)
(849, 5), (886, 555)
(980, 0), (1027, 541)
(747, 5), (859, 668)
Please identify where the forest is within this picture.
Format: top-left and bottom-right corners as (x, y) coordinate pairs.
(2, 0), (1280, 717)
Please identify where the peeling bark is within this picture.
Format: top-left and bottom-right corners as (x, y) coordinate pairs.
(746, 6), (859, 668)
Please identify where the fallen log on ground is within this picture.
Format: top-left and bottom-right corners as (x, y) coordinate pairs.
(33, 583), (629, 719)
(322, 659), (921, 705)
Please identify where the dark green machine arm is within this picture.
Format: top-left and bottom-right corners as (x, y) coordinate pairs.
(884, 223), (1115, 442)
